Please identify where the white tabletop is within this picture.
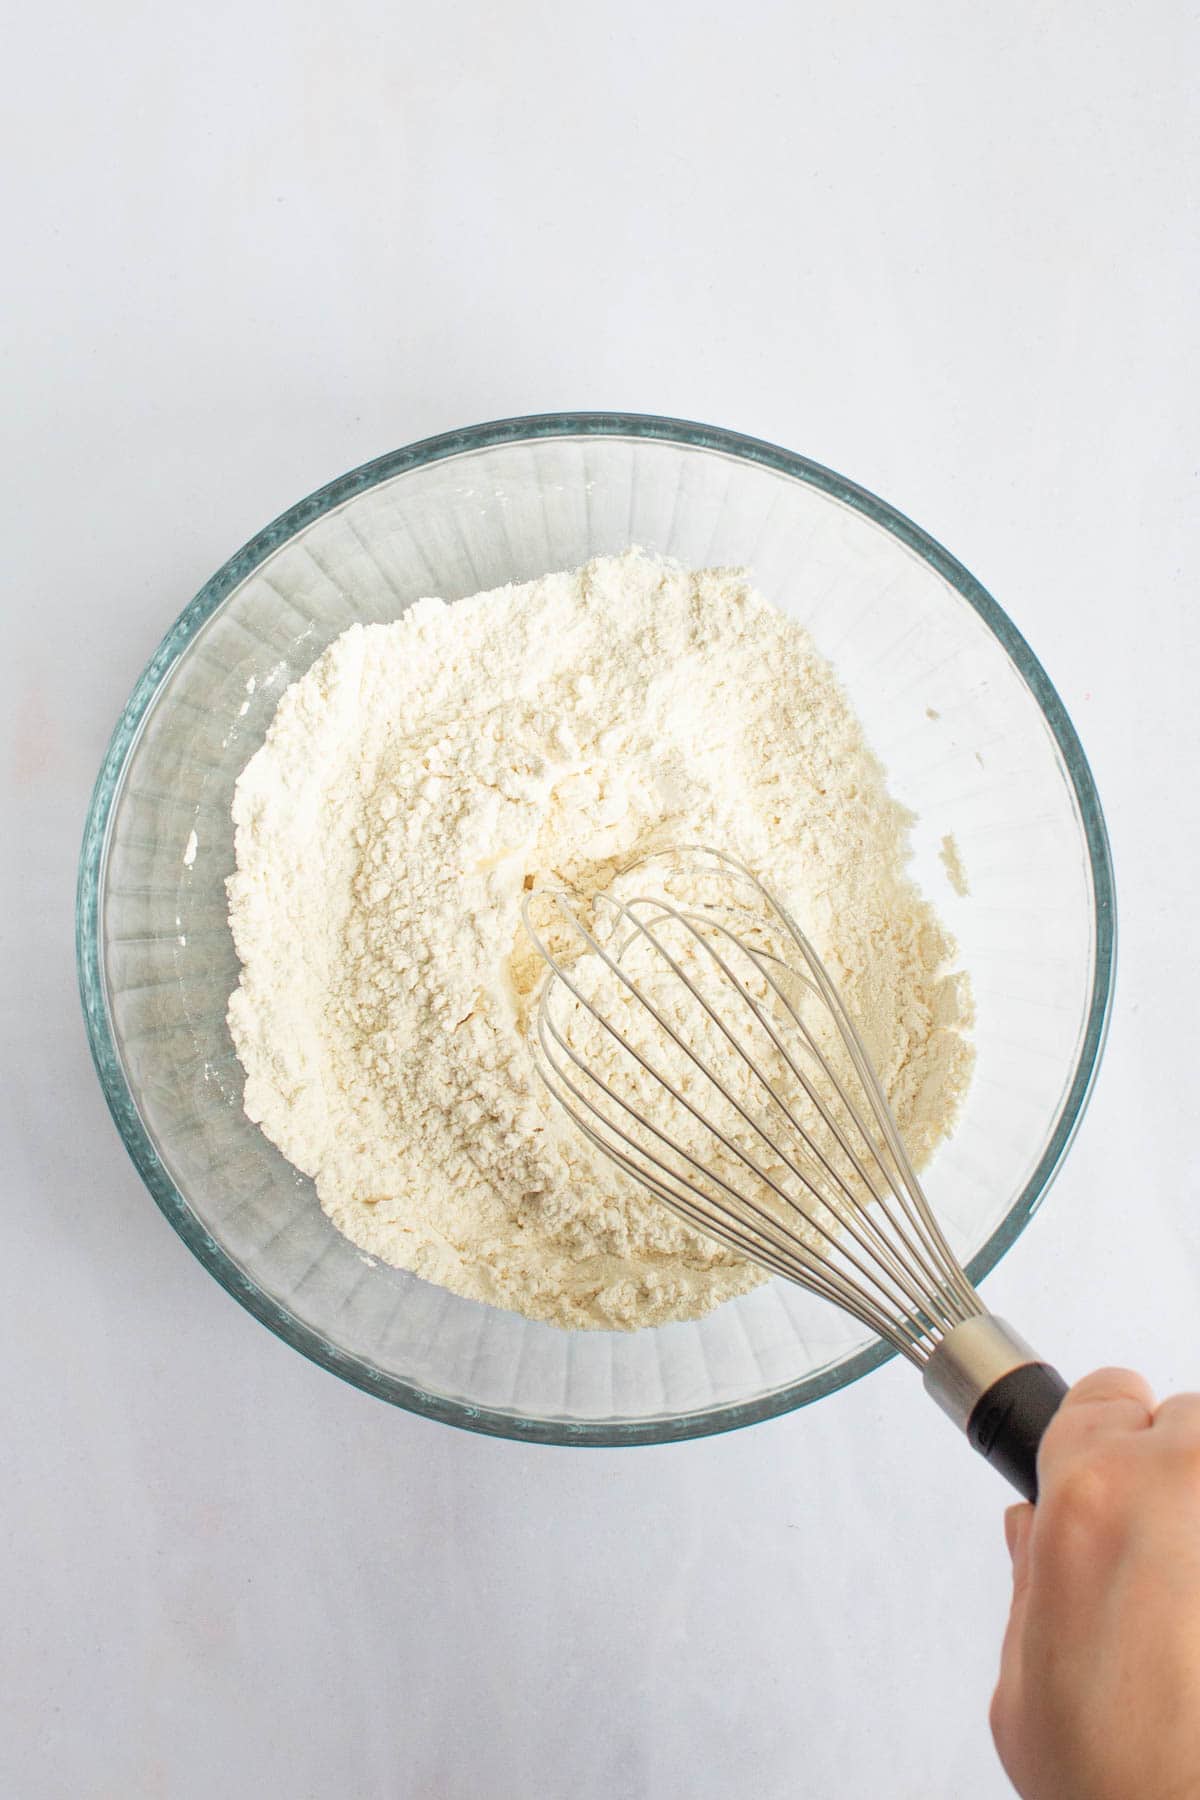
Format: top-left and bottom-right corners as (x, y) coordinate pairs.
(6, 4), (1199, 1796)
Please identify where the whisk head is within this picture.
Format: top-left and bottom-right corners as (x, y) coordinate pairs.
(522, 846), (983, 1365)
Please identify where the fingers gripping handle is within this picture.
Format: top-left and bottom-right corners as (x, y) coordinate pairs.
(923, 1317), (1068, 1501)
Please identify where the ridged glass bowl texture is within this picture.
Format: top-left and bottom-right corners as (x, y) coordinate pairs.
(78, 415), (1114, 1443)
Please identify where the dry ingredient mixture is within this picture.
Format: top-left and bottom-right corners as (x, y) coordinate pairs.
(227, 550), (973, 1330)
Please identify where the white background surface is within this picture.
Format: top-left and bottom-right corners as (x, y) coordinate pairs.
(5, 3), (1200, 1796)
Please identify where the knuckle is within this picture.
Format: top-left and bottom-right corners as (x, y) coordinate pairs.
(1160, 1434), (1200, 1485)
(1155, 1394), (1200, 1436)
(1039, 1454), (1130, 1549)
(1066, 1365), (1152, 1409)
(1155, 1390), (1200, 1413)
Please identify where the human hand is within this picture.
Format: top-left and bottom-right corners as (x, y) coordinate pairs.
(991, 1368), (1200, 1800)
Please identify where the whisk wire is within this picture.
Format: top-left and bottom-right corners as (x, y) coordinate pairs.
(622, 900), (962, 1321)
(523, 847), (984, 1364)
(603, 899), (950, 1333)
(713, 856), (984, 1328)
(536, 897), (941, 1342)
(538, 1003), (934, 1356)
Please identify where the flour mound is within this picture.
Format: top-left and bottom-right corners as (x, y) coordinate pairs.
(226, 551), (973, 1330)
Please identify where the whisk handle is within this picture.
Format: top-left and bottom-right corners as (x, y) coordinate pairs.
(965, 1361), (1069, 1501)
(924, 1315), (1068, 1501)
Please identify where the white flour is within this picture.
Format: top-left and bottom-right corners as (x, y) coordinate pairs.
(227, 550), (973, 1330)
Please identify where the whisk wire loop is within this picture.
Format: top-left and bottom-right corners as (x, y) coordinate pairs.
(522, 847), (984, 1365)
(613, 900), (962, 1324)
(537, 1003), (932, 1355)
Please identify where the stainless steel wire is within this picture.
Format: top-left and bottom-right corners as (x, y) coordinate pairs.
(522, 846), (984, 1366)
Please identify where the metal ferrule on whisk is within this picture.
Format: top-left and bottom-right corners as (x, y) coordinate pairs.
(924, 1316), (1042, 1430)
(925, 1316), (1069, 1498)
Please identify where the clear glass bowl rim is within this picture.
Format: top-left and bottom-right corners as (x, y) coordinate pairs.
(76, 411), (1117, 1445)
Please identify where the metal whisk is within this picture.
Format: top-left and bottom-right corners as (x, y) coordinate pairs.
(522, 846), (1067, 1498)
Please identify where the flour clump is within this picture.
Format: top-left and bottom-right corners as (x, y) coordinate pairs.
(226, 550), (973, 1330)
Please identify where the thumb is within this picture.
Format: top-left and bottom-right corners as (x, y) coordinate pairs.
(992, 1504), (1037, 1774)
(1005, 1503), (1034, 1598)
(998, 1504), (1035, 1681)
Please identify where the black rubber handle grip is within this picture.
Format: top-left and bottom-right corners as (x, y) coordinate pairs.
(965, 1362), (1069, 1501)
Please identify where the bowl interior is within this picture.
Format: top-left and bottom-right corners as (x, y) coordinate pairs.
(81, 422), (1111, 1441)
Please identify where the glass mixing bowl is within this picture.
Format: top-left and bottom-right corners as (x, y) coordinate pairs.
(77, 414), (1114, 1443)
